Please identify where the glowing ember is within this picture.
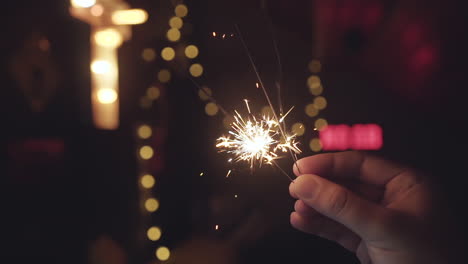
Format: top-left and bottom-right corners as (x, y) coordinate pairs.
(216, 100), (301, 169)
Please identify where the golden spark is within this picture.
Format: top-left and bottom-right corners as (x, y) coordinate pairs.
(216, 100), (301, 169)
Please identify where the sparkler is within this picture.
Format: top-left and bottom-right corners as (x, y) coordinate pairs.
(216, 100), (300, 180)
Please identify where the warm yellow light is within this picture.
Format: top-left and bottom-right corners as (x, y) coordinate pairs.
(175, 4), (188, 17)
(147, 227), (162, 241)
(139, 146), (154, 160)
(147, 86), (160, 100)
(94, 29), (123, 48)
(90, 4), (104, 16)
(145, 198), (159, 212)
(166, 28), (181, 42)
(310, 138), (322, 152)
(91, 60), (112, 74)
(112, 9), (148, 25)
(141, 48), (156, 61)
(156, 246), (171, 261)
(292, 123), (306, 136)
(141, 174), (155, 189)
(71, 0), (96, 8)
(308, 60), (322, 73)
(305, 104), (319, 117)
(313, 96), (327, 110)
(138, 125), (152, 139)
(310, 85), (323, 96)
(315, 118), (328, 131)
(157, 70), (171, 83)
(96, 88), (118, 104)
(198, 87), (212, 101)
(205, 102), (219, 116)
(161, 47), (175, 61)
(307, 75), (321, 90)
(189, 63), (203, 77)
(169, 16), (183, 29)
(184, 45), (199, 59)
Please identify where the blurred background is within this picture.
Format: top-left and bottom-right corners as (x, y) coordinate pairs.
(0, 0), (467, 263)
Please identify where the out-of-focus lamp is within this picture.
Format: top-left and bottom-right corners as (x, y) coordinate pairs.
(69, 0), (148, 130)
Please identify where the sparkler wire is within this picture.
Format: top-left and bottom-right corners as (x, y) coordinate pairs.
(234, 24), (302, 175)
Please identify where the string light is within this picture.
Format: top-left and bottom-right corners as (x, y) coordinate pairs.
(174, 4), (188, 17)
(145, 198), (160, 212)
(161, 47), (175, 61)
(189, 63), (203, 77)
(139, 146), (154, 160)
(157, 69), (171, 83)
(141, 174), (155, 189)
(205, 102), (219, 116)
(166, 28), (181, 42)
(169, 16), (183, 29)
(184, 45), (199, 59)
(147, 227), (162, 241)
(141, 48), (156, 61)
(147, 86), (161, 100)
(155, 246), (171, 261)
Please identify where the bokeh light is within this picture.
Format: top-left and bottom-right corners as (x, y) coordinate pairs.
(175, 4), (188, 17)
(91, 60), (112, 74)
(141, 174), (155, 189)
(313, 96), (327, 110)
(205, 102), (219, 116)
(198, 87), (212, 101)
(157, 69), (171, 83)
(310, 85), (323, 96)
(147, 86), (161, 100)
(139, 146), (154, 160)
(137, 125), (152, 139)
(166, 28), (181, 42)
(184, 45), (199, 59)
(308, 60), (322, 73)
(145, 198), (159, 212)
(90, 4), (104, 16)
(305, 104), (319, 117)
(291, 123), (306, 136)
(169, 16), (183, 29)
(112, 9), (148, 25)
(161, 47), (175, 61)
(141, 48), (156, 61)
(147, 227), (162, 241)
(94, 29), (123, 48)
(307, 75), (321, 90)
(71, 0), (96, 8)
(309, 138), (322, 152)
(315, 118), (328, 131)
(189, 63), (203, 77)
(96, 89), (117, 104)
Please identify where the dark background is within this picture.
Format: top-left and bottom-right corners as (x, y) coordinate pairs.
(1, 0), (467, 263)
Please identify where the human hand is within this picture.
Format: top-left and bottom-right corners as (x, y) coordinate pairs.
(289, 151), (464, 264)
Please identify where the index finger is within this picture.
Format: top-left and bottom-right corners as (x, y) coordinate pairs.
(293, 151), (406, 186)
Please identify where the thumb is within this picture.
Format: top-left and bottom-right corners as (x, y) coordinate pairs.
(290, 174), (390, 240)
